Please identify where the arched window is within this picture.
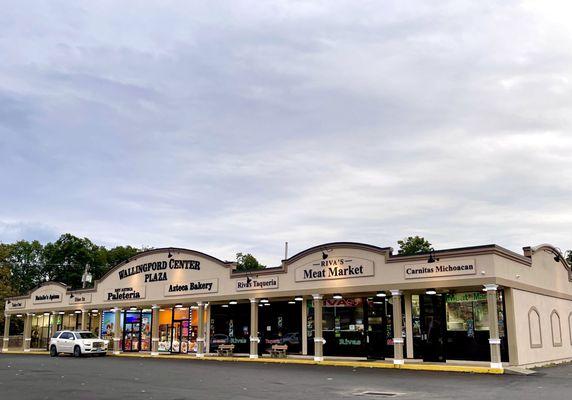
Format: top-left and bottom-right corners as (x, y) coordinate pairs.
(528, 307), (542, 348)
(550, 310), (562, 347)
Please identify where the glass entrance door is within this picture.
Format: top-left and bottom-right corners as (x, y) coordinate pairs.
(171, 320), (190, 353)
(170, 307), (190, 354)
(123, 312), (142, 352)
(419, 295), (446, 362)
(366, 299), (387, 359)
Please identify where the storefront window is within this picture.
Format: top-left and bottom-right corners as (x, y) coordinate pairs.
(210, 304), (250, 353)
(322, 297), (366, 356)
(445, 292), (504, 335)
(101, 311), (124, 350)
(31, 314), (52, 349)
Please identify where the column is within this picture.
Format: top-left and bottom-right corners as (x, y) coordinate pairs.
(2, 314), (10, 352)
(312, 294), (324, 362)
(249, 298), (259, 358)
(50, 312), (59, 338)
(484, 284), (502, 369)
(113, 308), (121, 355)
(404, 293), (414, 359)
(151, 305), (160, 356)
(391, 290), (404, 365)
(205, 303), (211, 354)
(196, 302), (205, 357)
(23, 313), (32, 352)
(81, 310), (87, 330)
(301, 298), (308, 355)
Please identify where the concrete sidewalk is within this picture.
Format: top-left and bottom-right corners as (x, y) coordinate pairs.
(1, 350), (504, 374)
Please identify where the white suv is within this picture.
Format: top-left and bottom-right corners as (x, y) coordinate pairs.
(49, 330), (109, 357)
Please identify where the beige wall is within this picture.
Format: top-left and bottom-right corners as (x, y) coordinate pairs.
(511, 288), (572, 366)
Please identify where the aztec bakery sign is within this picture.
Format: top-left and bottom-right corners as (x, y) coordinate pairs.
(404, 259), (476, 279)
(295, 257), (374, 282)
(165, 278), (219, 297)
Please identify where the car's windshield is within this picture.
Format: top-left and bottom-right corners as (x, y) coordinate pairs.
(77, 332), (97, 339)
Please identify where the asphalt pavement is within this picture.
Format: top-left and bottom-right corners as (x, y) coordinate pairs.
(0, 354), (571, 400)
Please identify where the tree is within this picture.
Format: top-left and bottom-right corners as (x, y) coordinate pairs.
(42, 234), (107, 289)
(105, 246), (140, 269)
(0, 243), (17, 334)
(566, 250), (572, 266)
(6, 240), (45, 293)
(397, 236), (433, 255)
(236, 253), (266, 272)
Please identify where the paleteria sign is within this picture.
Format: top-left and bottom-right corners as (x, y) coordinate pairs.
(295, 257), (374, 282)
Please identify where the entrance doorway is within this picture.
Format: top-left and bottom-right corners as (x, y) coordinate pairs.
(419, 295), (446, 362)
(366, 298), (388, 359)
(123, 313), (141, 352)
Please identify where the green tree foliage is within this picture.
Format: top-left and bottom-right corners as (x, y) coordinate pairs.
(6, 240), (45, 293)
(235, 252), (265, 272)
(566, 250), (572, 266)
(106, 245), (139, 268)
(397, 236), (433, 255)
(0, 244), (16, 333)
(43, 234), (107, 289)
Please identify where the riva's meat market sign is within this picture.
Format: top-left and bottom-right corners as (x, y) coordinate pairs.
(295, 257), (374, 282)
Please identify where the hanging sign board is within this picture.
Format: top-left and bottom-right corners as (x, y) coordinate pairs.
(404, 259), (476, 279)
(69, 293), (92, 305)
(295, 257), (374, 282)
(236, 276), (279, 291)
(103, 286), (146, 301)
(164, 278), (219, 296)
(33, 291), (63, 304)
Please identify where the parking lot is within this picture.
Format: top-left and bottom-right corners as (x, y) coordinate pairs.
(1, 354), (571, 400)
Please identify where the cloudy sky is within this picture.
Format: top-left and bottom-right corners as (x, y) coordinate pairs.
(1, 0), (571, 265)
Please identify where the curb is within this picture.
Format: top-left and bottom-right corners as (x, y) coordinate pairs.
(2, 350), (504, 374)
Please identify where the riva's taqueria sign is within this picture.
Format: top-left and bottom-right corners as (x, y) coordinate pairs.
(295, 257), (374, 282)
(404, 259), (476, 279)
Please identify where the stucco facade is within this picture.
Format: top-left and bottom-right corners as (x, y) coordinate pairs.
(3, 242), (571, 369)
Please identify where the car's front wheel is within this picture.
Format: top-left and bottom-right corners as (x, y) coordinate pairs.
(73, 346), (82, 358)
(50, 345), (58, 357)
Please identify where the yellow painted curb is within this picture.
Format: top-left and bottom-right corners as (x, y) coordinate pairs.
(110, 353), (503, 374)
(1, 351), (503, 374)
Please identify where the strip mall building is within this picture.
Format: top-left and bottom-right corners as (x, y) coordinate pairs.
(3, 242), (572, 369)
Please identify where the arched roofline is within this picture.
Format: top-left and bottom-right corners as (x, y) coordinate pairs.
(523, 243), (572, 279)
(6, 281), (70, 301)
(97, 247), (233, 282)
(284, 242), (393, 265)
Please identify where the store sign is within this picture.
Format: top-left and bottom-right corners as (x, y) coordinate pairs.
(33, 292), (63, 304)
(7, 300), (26, 309)
(164, 278), (219, 297)
(103, 286), (146, 301)
(236, 276), (279, 291)
(323, 298), (363, 308)
(404, 259), (476, 279)
(69, 293), (92, 304)
(295, 257), (374, 282)
(117, 258), (201, 281)
(446, 292), (486, 303)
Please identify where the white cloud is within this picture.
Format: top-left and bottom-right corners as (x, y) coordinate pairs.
(1, 1), (572, 266)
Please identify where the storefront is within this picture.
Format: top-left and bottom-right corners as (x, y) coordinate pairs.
(3, 243), (572, 369)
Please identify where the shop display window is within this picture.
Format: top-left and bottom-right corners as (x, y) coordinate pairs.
(31, 314), (52, 349)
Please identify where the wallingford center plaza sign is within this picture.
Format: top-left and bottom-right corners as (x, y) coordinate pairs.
(295, 257), (375, 282)
(117, 259), (201, 283)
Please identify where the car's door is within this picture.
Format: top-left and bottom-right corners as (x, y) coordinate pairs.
(58, 332), (73, 352)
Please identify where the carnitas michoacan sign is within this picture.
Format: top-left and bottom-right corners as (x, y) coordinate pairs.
(295, 257), (374, 282)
